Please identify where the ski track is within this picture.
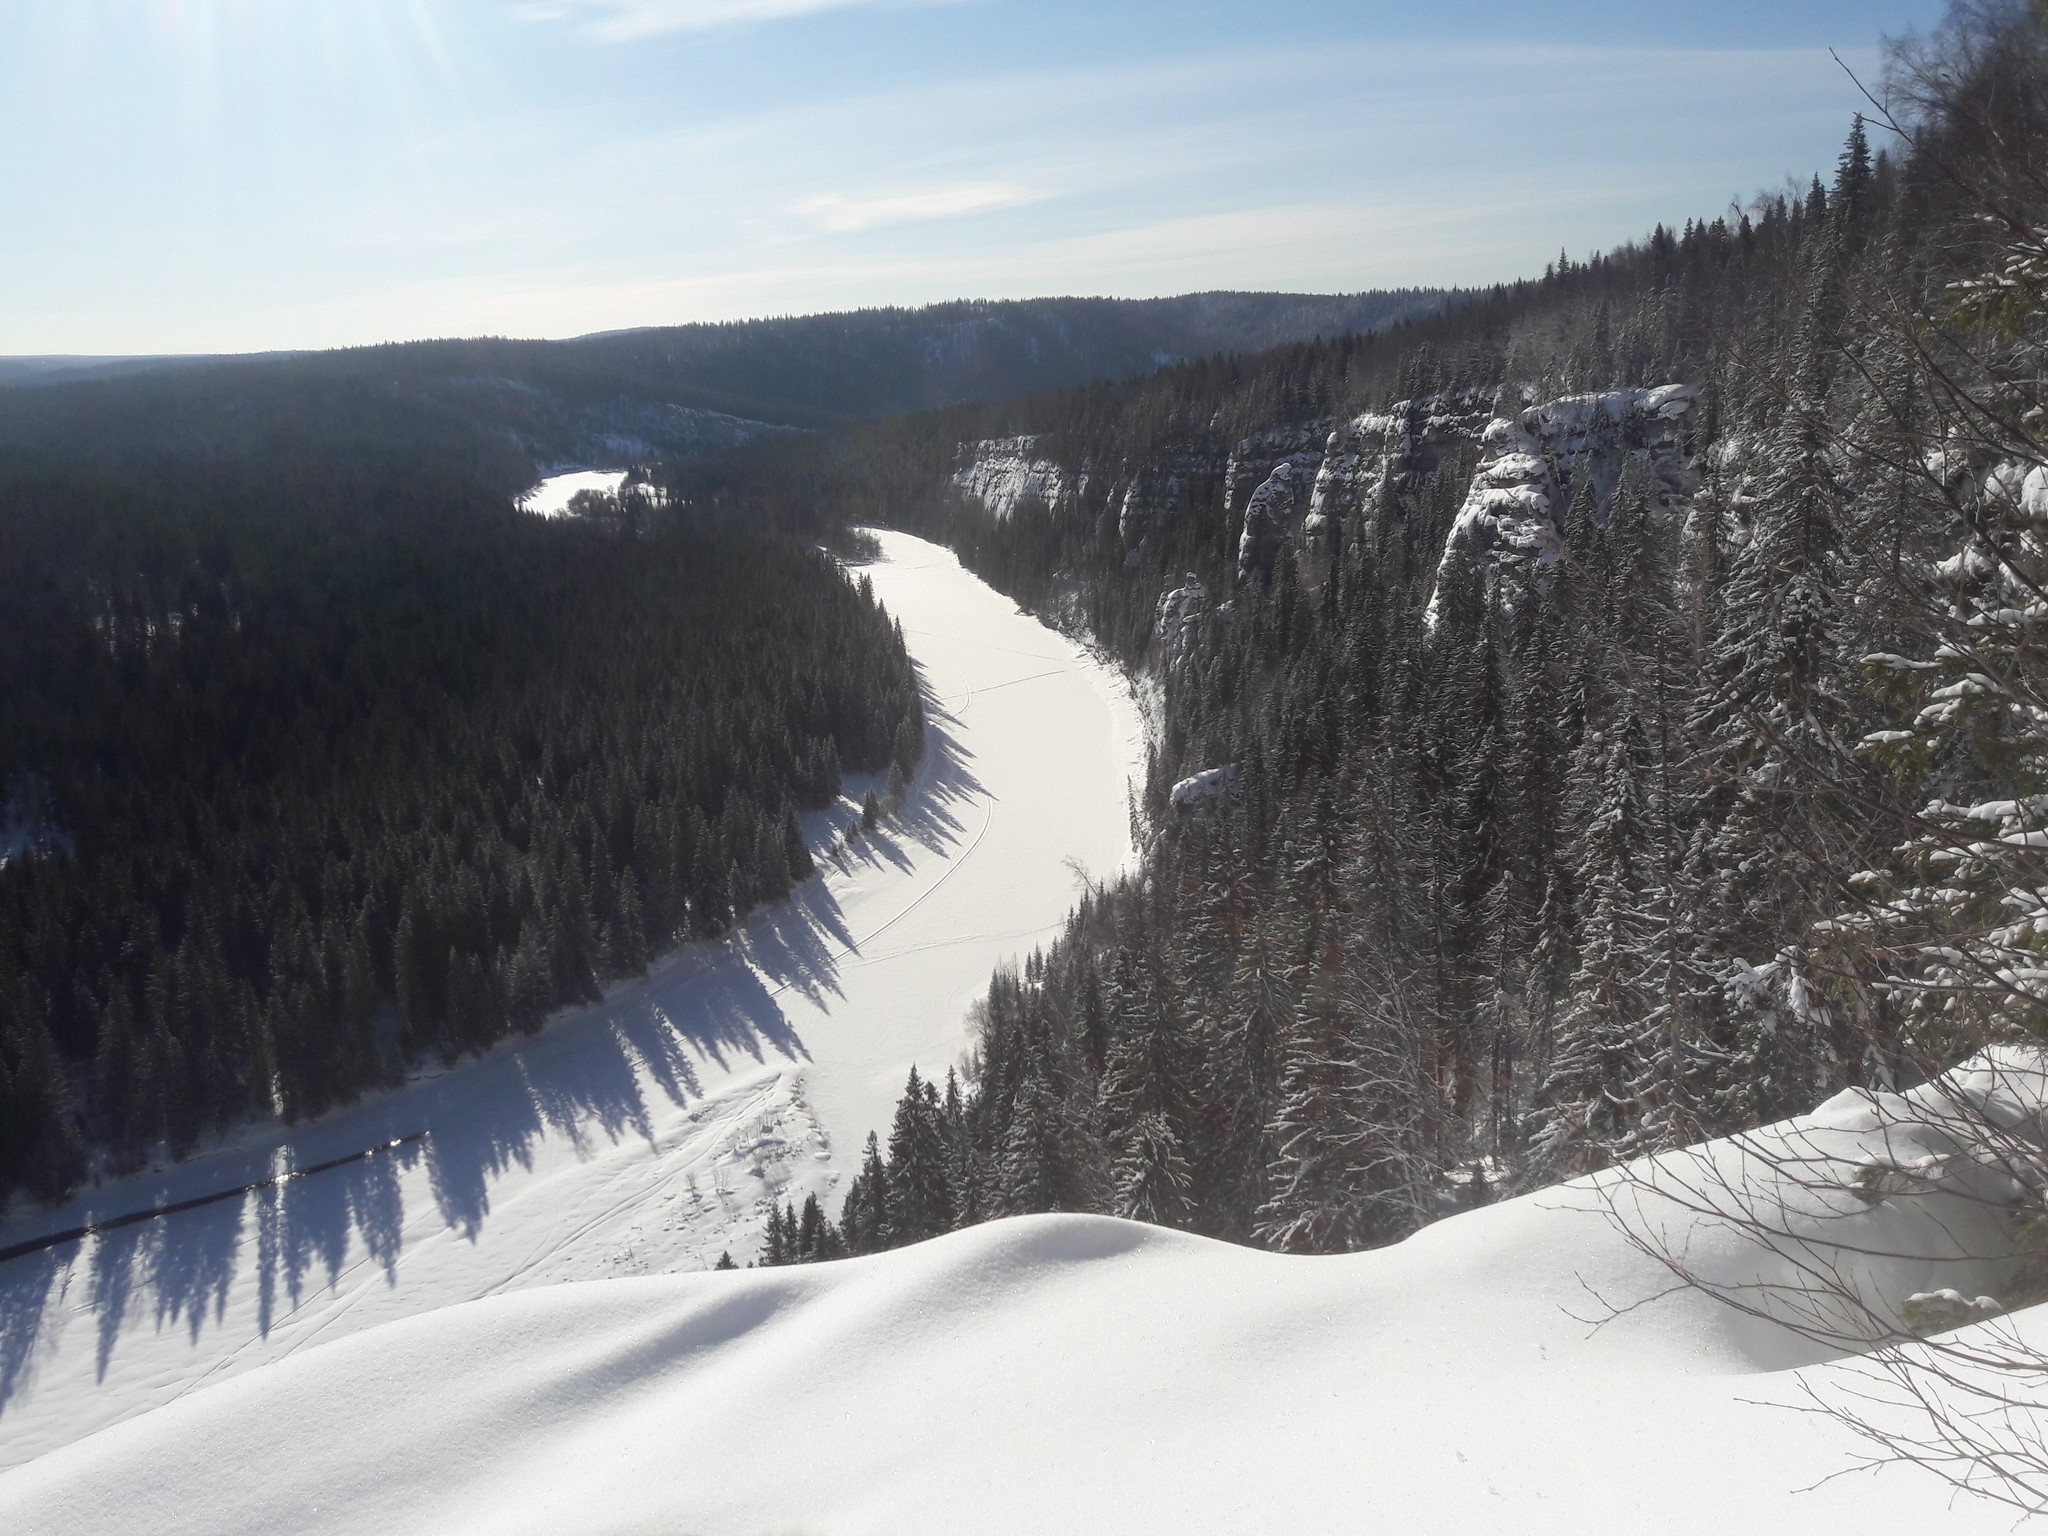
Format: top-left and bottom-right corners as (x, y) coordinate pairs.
(0, 529), (1145, 1470)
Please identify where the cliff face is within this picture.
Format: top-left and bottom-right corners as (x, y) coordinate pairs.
(1423, 384), (1699, 626)
(1307, 392), (1495, 528)
(1295, 391), (1496, 586)
(1155, 578), (1209, 665)
(953, 436), (1076, 520)
(953, 436), (1227, 551)
(951, 379), (1703, 654)
(954, 393), (1492, 587)
(1117, 455), (1218, 549)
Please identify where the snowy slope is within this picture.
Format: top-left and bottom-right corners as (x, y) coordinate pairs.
(0, 529), (1143, 1469)
(2, 1060), (2038, 1535)
(518, 468), (632, 516)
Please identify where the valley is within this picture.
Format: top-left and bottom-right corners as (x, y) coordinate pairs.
(0, 530), (1142, 1469)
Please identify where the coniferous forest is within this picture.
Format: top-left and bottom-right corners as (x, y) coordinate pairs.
(749, 5), (2048, 1265)
(0, 457), (922, 1202)
(4, 3), (2044, 1308)
(27, 5), (2048, 1530)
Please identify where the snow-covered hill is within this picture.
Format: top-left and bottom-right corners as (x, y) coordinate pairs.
(1, 1058), (2038, 1534)
(0, 529), (1143, 1469)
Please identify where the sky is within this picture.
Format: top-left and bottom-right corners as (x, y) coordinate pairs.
(0, 0), (1953, 356)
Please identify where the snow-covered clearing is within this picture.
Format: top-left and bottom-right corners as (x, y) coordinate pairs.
(0, 528), (1143, 1470)
(4, 1061), (2042, 1534)
(517, 469), (632, 517)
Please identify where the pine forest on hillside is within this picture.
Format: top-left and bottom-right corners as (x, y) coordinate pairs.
(746, 6), (2048, 1266)
(0, 466), (923, 1201)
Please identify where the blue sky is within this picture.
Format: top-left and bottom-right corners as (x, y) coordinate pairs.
(0, 0), (1950, 354)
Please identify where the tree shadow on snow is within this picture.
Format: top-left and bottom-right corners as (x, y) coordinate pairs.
(815, 676), (986, 894)
(0, 660), (1000, 1411)
(0, 1252), (59, 1417)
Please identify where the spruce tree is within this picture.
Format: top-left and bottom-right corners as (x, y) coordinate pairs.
(885, 1067), (955, 1244)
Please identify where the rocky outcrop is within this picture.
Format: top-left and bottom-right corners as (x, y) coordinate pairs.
(1156, 577), (1208, 664)
(953, 436), (1074, 520)
(1299, 411), (1398, 563)
(1236, 461), (1317, 583)
(1293, 392), (1498, 586)
(1225, 423), (1329, 520)
(1170, 763), (1242, 810)
(953, 381), (1701, 651)
(1227, 424), (1328, 584)
(1425, 384), (1700, 628)
(1235, 394), (1499, 587)
(1306, 392), (1495, 531)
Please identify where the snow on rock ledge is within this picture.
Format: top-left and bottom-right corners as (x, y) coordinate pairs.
(1170, 763), (1242, 809)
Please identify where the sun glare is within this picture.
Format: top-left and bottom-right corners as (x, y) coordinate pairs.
(112, 0), (468, 122)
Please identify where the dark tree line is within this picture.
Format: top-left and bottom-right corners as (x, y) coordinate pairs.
(0, 292), (1447, 479)
(758, 3), (2048, 1266)
(0, 459), (922, 1202)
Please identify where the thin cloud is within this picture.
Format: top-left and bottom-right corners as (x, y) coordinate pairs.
(518, 0), (938, 41)
(791, 182), (1046, 234)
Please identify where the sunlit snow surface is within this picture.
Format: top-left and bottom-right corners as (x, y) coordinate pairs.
(517, 469), (631, 517)
(2, 533), (2036, 1535)
(6, 1100), (2044, 1535)
(0, 530), (1142, 1469)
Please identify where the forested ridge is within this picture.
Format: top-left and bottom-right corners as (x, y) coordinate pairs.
(752, 4), (2048, 1265)
(0, 289), (1447, 476)
(0, 458), (922, 1203)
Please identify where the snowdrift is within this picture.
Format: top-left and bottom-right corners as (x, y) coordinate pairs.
(3, 1055), (2042, 1535)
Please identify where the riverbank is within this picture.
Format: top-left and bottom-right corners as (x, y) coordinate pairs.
(0, 528), (1144, 1468)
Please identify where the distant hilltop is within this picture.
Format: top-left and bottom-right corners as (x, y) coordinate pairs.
(0, 291), (1451, 483)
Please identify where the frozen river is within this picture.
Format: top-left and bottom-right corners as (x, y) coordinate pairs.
(0, 529), (1144, 1468)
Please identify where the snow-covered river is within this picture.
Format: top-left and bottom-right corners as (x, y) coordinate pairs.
(0, 529), (1144, 1468)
